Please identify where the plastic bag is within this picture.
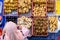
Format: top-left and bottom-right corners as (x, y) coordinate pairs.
(2, 21), (24, 40)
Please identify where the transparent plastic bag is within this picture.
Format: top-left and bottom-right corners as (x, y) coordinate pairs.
(2, 21), (24, 40)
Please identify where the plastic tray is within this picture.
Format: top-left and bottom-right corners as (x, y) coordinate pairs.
(3, 0), (18, 16)
(47, 0), (55, 13)
(32, 0), (47, 17)
(32, 17), (48, 36)
(18, 0), (32, 17)
(48, 15), (58, 33)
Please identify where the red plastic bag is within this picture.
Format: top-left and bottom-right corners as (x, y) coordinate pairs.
(0, 28), (2, 36)
(58, 36), (60, 40)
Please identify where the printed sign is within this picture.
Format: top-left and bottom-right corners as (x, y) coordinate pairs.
(56, 0), (60, 15)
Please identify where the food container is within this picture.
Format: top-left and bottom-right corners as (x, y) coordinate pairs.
(47, 0), (55, 13)
(18, 0), (32, 16)
(48, 15), (58, 33)
(32, 0), (47, 17)
(4, 0), (18, 16)
(32, 17), (48, 36)
(17, 16), (32, 29)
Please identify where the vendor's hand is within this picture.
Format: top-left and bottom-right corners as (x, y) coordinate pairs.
(2, 29), (6, 36)
(17, 25), (22, 30)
